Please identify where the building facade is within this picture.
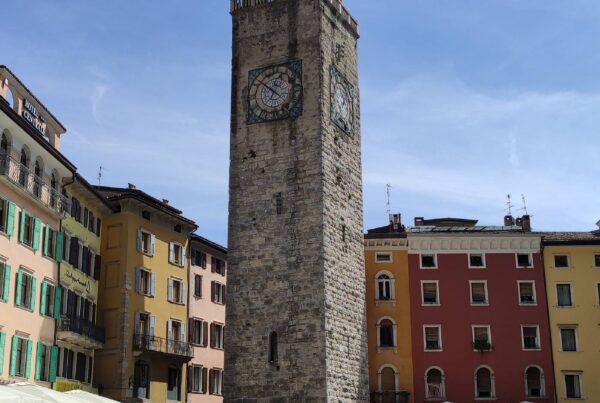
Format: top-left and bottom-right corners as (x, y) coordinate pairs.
(0, 66), (74, 386)
(54, 173), (112, 393)
(407, 216), (555, 402)
(93, 185), (197, 403)
(225, 0), (368, 401)
(542, 229), (600, 402)
(187, 234), (226, 402)
(365, 215), (414, 403)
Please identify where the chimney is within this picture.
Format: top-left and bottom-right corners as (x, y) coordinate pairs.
(414, 217), (424, 227)
(504, 215), (514, 226)
(596, 220), (600, 229)
(389, 213), (401, 231)
(128, 183), (136, 190)
(162, 199), (169, 205)
(520, 215), (531, 232)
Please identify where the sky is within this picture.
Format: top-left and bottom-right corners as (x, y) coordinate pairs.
(2, 0), (600, 246)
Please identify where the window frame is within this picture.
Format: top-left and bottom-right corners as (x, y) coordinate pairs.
(521, 325), (541, 351)
(212, 281), (225, 305)
(168, 277), (185, 305)
(420, 254), (437, 269)
(563, 371), (583, 399)
(0, 260), (8, 302)
(12, 335), (30, 378)
(556, 282), (574, 307)
(474, 365), (496, 399)
(15, 268), (35, 311)
(469, 280), (489, 306)
(524, 365), (546, 398)
(212, 322), (225, 350)
(189, 364), (206, 394)
(472, 325), (492, 351)
(194, 274), (202, 298)
(516, 253), (533, 268)
(596, 282), (600, 307)
(559, 326), (578, 352)
(424, 366), (446, 400)
(423, 325), (442, 352)
(209, 368), (224, 396)
(468, 253), (486, 269)
(375, 270), (394, 301)
(169, 241), (185, 267)
(518, 280), (537, 306)
(553, 254), (570, 269)
(138, 268), (153, 297)
(137, 228), (154, 256)
(375, 252), (392, 263)
(377, 317), (396, 349)
(594, 253), (600, 268)
(421, 280), (440, 306)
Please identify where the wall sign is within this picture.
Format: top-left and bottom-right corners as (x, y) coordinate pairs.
(22, 98), (47, 136)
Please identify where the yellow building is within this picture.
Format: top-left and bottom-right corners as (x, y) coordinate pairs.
(93, 184), (197, 403)
(543, 228), (600, 402)
(365, 215), (414, 403)
(54, 173), (113, 393)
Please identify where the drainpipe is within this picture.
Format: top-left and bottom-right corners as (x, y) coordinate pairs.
(540, 239), (558, 403)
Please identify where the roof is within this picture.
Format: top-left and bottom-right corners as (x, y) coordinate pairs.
(0, 65), (66, 131)
(94, 185), (197, 227)
(542, 231), (600, 245)
(416, 217), (479, 227)
(407, 225), (531, 234)
(190, 233), (228, 254)
(70, 173), (115, 212)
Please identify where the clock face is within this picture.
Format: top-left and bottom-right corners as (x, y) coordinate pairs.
(330, 65), (355, 136)
(247, 61), (303, 124)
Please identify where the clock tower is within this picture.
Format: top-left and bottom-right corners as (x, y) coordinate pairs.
(225, 0), (368, 401)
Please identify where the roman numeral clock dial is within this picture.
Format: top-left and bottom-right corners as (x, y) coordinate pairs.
(330, 65), (355, 137)
(247, 60), (303, 124)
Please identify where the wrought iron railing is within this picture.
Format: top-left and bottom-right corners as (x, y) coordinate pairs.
(58, 316), (105, 344)
(133, 334), (193, 358)
(473, 339), (492, 351)
(0, 153), (70, 215)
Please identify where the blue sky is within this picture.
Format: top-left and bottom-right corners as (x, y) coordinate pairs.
(3, 1), (600, 245)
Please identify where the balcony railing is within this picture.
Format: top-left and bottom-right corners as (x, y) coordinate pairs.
(0, 153), (70, 215)
(473, 339), (492, 352)
(58, 316), (105, 344)
(133, 334), (193, 358)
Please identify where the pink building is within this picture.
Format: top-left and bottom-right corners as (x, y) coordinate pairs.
(0, 66), (75, 385)
(187, 234), (226, 402)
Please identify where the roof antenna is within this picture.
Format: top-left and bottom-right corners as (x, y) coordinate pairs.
(505, 194), (514, 215)
(386, 184), (392, 216)
(96, 165), (105, 185)
(521, 194), (529, 215)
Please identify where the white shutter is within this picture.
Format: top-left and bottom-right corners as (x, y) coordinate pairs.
(181, 282), (187, 305)
(180, 322), (185, 343)
(136, 229), (142, 252)
(167, 278), (173, 302)
(182, 247), (187, 267)
(150, 272), (156, 296)
(150, 234), (156, 256)
(134, 312), (141, 335)
(169, 242), (175, 263)
(135, 268), (141, 293)
(167, 320), (173, 340)
(149, 315), (156, 336)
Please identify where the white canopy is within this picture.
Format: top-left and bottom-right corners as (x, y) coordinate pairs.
(1, 383), (118, 403)
(65, 390), (120, 402)
(0, 384), (44, 402)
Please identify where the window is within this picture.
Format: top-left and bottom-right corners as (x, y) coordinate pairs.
(425, 367), (445, 399)
(133, 360), (150, 399)
(168, 278), (185, 304)
(15, 269), (36, 311)
(597, 283), (600, 306)
(142, 210), (151, 220)
(472, 326), (491, 351)
(556, 283), (573, 307)
(189, 318), (208, 346)
(423, 326), (441, 351)
(594, 254), (600, 268)
(135, 268), (155, 296)
(376, 273), (393, 301)
(560, 327), (577, 352)
(209, 368), (223, 395)
(19, 210), (40, 250)
(39, 281), (58, 318)
(70, 197), (81, 223)
(212, 257), (226, 276)
(32, 160), (42, 198)
(470, 281), (488, 305)
(136, 229), (154, 256)
(169, 242), (185, 266)
(189, 365), (208, 394)
(43, 226), (58, 260)
(421, 281), (439, 305)
(191, 249), (206, 268)
(475, 366), (495, 398)
(526, 366), (545, 398)
(554, 254), (569, 268)
(60, 347), (74, 379)
(0, 261), (10, 302)
(564, 372), (582, 399)
(420, 254), (436, 268)
(18, 148), (28, 188)
(519, 281), (536, 305)
(516, 253), (533, 268)
(269, 331), (278, 363)
(469, 254), (485, 268)
(194, 274), (202, 298)
(0, 198), (16, 236)
(522, 326), (540, 350)
(167, 367), (181, 401)
(34, 343), (57, 382)
(0, 132), (8, 154)
(211, 281), (226, 305)
(377, 318), (395, 348)
(9, 336), (31, 378)
(375, 252), (392, 263)
(211, 323), (224, 349)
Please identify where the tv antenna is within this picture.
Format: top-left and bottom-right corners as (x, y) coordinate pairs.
(505, 194), (514, 215)
(385, 184), (392, 216)
(521, 194), (529, 215)
(96, 165), (105, 185)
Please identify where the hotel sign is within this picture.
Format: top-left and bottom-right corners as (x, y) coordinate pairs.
(61, 264), (98, 301)
(21, 98), (47, 136)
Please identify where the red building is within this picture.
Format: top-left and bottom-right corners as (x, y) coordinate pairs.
(407, 216), (555, 402)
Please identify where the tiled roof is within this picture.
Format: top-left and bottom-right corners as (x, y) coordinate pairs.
(542, 231), (600, 245)
(190, 233), (227, 254)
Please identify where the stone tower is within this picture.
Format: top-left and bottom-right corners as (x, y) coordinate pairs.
(225, 0), (368, 401)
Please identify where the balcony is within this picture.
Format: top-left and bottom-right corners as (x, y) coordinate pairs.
(0, 153), (70, 216)
(57, 316), (105, 349)
(473, 339), (492, 352)
(133, 334), (193, 360)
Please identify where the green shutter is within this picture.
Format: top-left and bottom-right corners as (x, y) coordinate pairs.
(32, 218), (41, 251)
(55, 232), (64, 263)
(24, 340), (32, 379)
(0, 332), (5, 375)
(29, 277), (37, 311)
(40, 281), (48, 316)
(34, 342), (43, 381)
(15, 270), (23, 306)
(48, 345), (58, 382)
(54, 286), (62, 320)
(43, 226), (49, 256)
(1, 263), (9, 302)
(5, 201), (15, 237)
(9, 336), (18, 376)
(18, 210), (26, 243)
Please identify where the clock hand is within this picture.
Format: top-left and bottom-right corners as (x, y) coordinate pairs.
(257, 77), (282, 98)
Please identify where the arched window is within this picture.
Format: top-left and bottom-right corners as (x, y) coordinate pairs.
(475, 366), (495, 398)
(269, 331), (278, 363)
(0, 132), (8, 154)
(33, 160), (42, 197)
(133, 360), (150, 399)
(377, 317), (396, 348)
(425, 367), (445, 399)
(525, 366), (544, 398)
(18, 148), (29, 187)
(376, 272), (394, 301)
(50, 172), (59, 208)
(378, 364), (399, 402)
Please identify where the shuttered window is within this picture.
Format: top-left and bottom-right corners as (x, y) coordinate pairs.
(0, 262), (10, 302)
(15, 269), (36, 311)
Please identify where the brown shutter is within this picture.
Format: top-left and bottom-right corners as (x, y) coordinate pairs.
(211, 281), (215, 302)
(202, 367), (208, 394)
(211, 257), (216, 273)
(203, 321), (209, 347)
(222, 285), (226, 305)
(210, 323), (215, 348)
(208, 369), (214, 394)
(188, 318), (195, 343)
(187, 366), (192, 392)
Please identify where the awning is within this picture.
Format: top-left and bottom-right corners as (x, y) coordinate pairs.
(65, 390), (121, 403)
(0, 383), (119, 403)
